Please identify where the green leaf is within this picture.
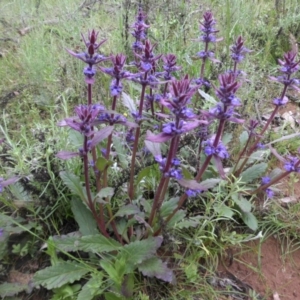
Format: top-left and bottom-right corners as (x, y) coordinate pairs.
(52, 236), (81, 252)
(112, 136), (128, 169)
(240, 163), (268, 183)
(77, 274), (104, 300)
(248, 150), (269, 164)
(33, 261), (90, 290)
(232, 194), (252, 213)
(96, 187), (115, 201)
(138, 257), (174, 283)
(121, 274), (135, 298)
(167, 210), (186, 228)
(104, 292), (123, 300)
(122, 237), (163, 267)
(198, 89), (217, 105)
(222, 132), (232, 145)
(175, 216), (202, 229)
(214, 203), (234, 218)
(60, 171), (86, 201)
(100, 260), (121, 285)
(68, 130), (83, 148)
(240, 211), (258, 231)
(78, 234), (122, 253)
(115, 204), (141, 217)
(96, 157), (113, 172)
(239, 131), (249, 146)
(0, 283), (28, 297)
(71, 197), (98, 236)
(181, 167), (193, 179)
(137, 165), (153, 184)
(160, 197), (179, 217)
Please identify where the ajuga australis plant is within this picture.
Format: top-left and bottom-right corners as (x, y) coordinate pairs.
(30, 6), (300, 299)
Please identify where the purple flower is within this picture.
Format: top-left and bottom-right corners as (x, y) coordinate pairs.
(134, 40), (162, 73)
(215, 73), (241, 106)
(162, 54), (181, 80)
(278, 51), (300, 75)
(166, 168), (183, 180)
(66, 30), (108, 84)
(0, 228), (3, 238)
(261, 176), (271, 185)
(186, 189), (203, 197)
(199, 12), (219, 43)
(230, 36), (251, 63)
(204, 137), (229, 159)
(266, 188), (274, 198)
(273, 96), (289, 106)
(284, 156), (300, 172)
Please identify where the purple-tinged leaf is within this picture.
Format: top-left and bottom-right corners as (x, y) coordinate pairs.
(138, 257), (174, 283)
(176, 179), (205, 190)
(196, 178), (221, 190)
(89, 126), (114, 148)
(146, 131), (173, 143)
(144, 138), (161, 157)
(212, 156), (226, 179)
(177, 178), (221, 190)
(0, 176), (19, 188)
(56, 151), (79, 160)
(134, 215), (152, 230)
(122, 92), (137, 113)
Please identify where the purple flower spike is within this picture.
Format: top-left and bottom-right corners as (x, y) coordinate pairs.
(199, 11), (219, 43)
(278, 51), (300, 75)
(215, 73), (241, 106)
(230, 36), (251, 63)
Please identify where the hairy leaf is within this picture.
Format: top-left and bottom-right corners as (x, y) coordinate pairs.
(160, 197), (179, 217)
(240, 211), (258, 231)
(0, 282), (28, 297)
(112, 136), (128, 168)
(33, 261), (89, 290)
(60, 172), (86, 201)
(239, 131), (249, 146)
(144, 139), (161, 157)
(71, 197), (98, 236)
(56, 151), (79, 160)
(175, 216), (202, 229)
(240, 163), (268, 183)
(137, 165), (153, 184)
(167, 210), (186, 228)
(96, 187), (114, 200)
(77, 274), (104, 300)
(138, 257), (174, 283)
(178, 178), (221, 190)
(78, 234), (122, 253)
(214, 203), (234, 218)
(52, 236), (81, 252)
(90, 126), (114, 148)
(115, 204), (141, 217)
(232, 194), (252, 213)
(122, 237), (163, 267)
(122, 92), (137, 113)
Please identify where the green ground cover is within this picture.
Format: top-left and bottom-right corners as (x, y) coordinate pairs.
(0, 0), (300, 299)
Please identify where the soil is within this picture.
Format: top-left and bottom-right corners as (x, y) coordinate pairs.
(218, 237), (300, 300)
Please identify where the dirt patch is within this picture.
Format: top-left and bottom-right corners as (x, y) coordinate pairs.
(219, 237), (300, 299)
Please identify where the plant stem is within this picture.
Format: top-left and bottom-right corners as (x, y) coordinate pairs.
(128, 76), (148, 200)
(83, 136), (108, 237)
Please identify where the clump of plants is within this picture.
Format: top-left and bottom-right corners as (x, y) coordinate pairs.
(1, 6), (300, 300)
